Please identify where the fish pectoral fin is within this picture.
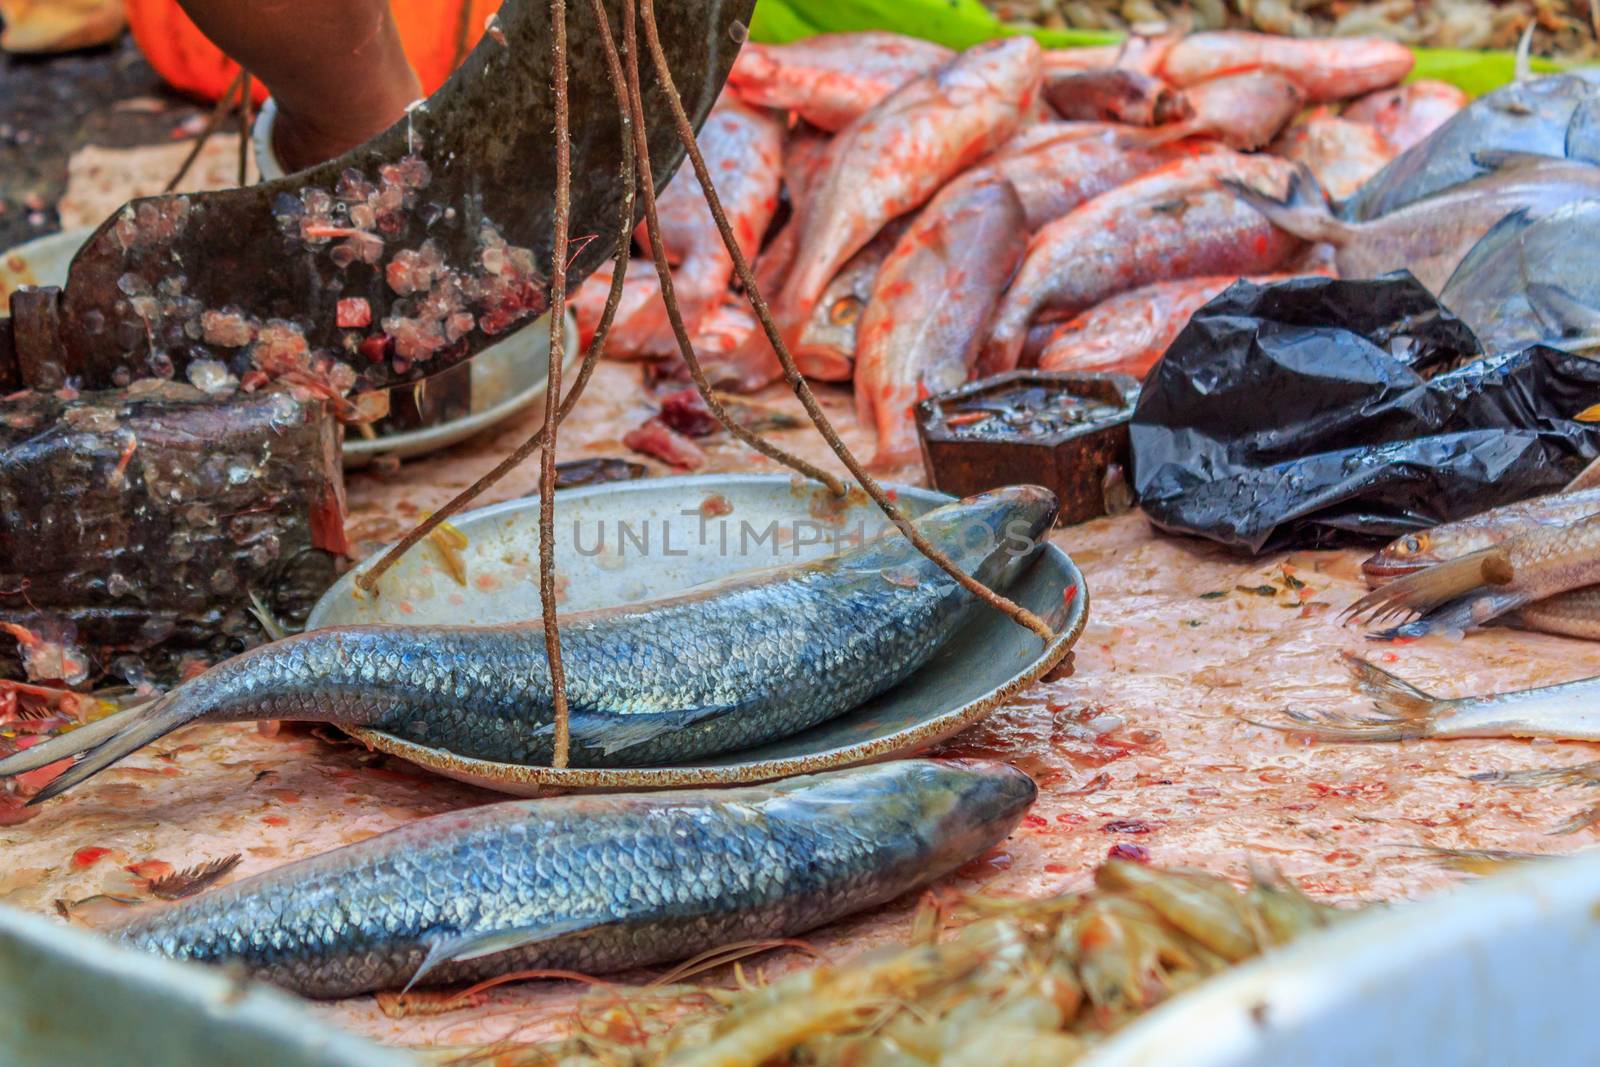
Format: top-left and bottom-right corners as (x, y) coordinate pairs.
(1524, 281), (1600, 338)
(1468, 149), (1568, 174)
(406, 916), (616, 993)
(567, 704), (743, 757)
(1342, 547), (1515, 628)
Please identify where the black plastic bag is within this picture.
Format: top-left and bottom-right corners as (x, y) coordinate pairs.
(1130, 274), (1600, 553)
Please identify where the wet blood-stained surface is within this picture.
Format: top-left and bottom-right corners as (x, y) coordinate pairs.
(5, 360), (1600, 1047)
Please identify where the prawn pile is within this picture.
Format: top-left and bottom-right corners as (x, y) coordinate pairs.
(572, 28), (1464, 468)
(986, 0), (1600, 61)
(458, 858), (1344, 1067)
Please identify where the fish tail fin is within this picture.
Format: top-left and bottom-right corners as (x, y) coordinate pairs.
(1221, 166), (1346, 245)
(1525, 280), (1600, 339)
(1514, 21), (1534, 82)
(1342, 547), (1516, 628)
(1238, 653), (1449, 743)
(8, 689), (201, 804)
(1341, 652), (1449, 720)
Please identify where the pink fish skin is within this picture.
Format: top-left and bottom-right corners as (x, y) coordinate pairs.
(1159, 31), (1414, 103)
(1169, 70), (1306, 150)
(1042, 44), (1122, 74)
(1342, 79), (1468, 154)
(983, 150), (1304, 372)
(733, 37), (1043, 390)
(568, 258), (663, 357)
(630, 95), (783, 353)
(1035, 272), (1309, 378)
(1042, 32), (1178, 77)
(975, 129), (1221, 230)
(728, 32), (952, 132)
(856, 175), (1029, 468)
(793, 218), (909, 382)
(1270, 108), (1396, 202)
(1044, 69), (1193, 126)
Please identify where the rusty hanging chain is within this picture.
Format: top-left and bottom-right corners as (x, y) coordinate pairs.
(542, 0), (574, 767)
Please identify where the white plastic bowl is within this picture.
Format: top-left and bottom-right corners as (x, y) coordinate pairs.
(1084, 851), (1600, 1067)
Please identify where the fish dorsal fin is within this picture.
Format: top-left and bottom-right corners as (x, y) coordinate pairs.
(1567, 97), (1600, 164)
(404, 916), (614, 993)
(1525, 281), (1600, 335)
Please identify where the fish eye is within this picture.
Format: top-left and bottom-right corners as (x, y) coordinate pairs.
(1400, 535), (1425, 554)
(829, 297), (862, 326)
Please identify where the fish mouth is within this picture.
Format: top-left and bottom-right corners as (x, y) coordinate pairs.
(1360, 554), (1428, 587)
(792, 342), (853, 381)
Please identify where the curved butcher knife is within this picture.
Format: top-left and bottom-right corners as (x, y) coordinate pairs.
(0, 0), (754, 394)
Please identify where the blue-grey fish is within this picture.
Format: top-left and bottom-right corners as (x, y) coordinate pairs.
(1228, 152), (1600, 293)
(1343, 72), (1600, 221)
(108, 759), (1037, 998)
(0, 488), (1058, 798)
(1440, 197), (1600, 354)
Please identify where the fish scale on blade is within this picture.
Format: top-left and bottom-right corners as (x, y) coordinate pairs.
(1364, 487), (1600, 640)
(108, 760), (1038, 998)
(0, 488), (1059, 798)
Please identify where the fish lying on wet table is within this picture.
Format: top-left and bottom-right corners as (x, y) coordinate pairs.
(1363, 486), (1600, 640)
(534, 857), (1340, 1067)
(1346, 511), (1600, 639)
(105, 760), (1036, 997)
(0, 488), (1058, 797)
(1259, 653), (1600, 744)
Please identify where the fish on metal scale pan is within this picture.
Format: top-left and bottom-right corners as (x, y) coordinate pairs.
(0, 488), (1060, 799)
(109, 759), (1038, 998)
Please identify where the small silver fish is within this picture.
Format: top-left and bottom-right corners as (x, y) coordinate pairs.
(1259, 653), (1600, 743)
(109, 759), (1037, 998)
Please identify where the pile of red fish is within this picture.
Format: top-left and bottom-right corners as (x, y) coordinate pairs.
(571, 29), (1466, 467)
